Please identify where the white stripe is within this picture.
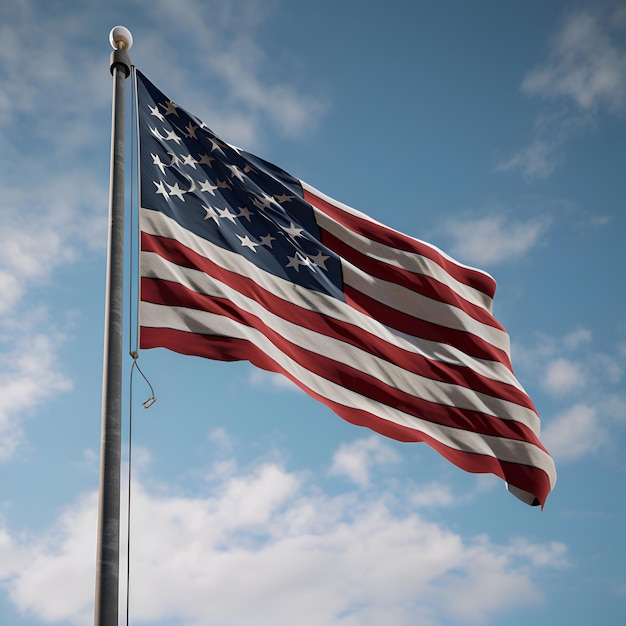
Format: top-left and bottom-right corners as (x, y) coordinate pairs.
(142, 251), (539, 432)
(141, 300), (556, 489)
(342, 264), (511, 354)
(140, 208), (524, 391)
(313, 207), (494, 312)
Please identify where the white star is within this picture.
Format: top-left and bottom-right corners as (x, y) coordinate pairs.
(227, 164), (246, 182)
(309, 251), (330, 270)
(151, 153), (167, 175)
(168, 152), (181, 168)
(164, 130), (182, 145)
(198, 154), (215, 166)
(237, 234), (260, 252)
(184, 122), (199, 138)
(274, 193), (294, 204)
(216, 179), (231, 190)
(243, 164), (255, 174)
(148, 105), (165, 122)
(209, 138), (225, 155)
(166, 182), (186, 201)
(198, 180), (218, 195)
(252, 193), (275, 210)
(259, 234), (275, 248)
(182, 154), (198, 169)
(217, 207), (238, 223)
(150, 126), (166, 140)
(282, 222), (305, 239)
(237, 206), (254, 222)
(185, 176), (197, 194)
(161, 100), (179, 116)
(202, 205), (219, 223)
(153, 180), (169, 200)
(286, 254), (306, 272)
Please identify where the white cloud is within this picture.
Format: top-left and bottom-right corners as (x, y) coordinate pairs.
(521, 12), (626, 111)
(542, 358), (585, 395)
(207, 427), (235, 451)
(495, 139), (560, 180)
(0, 179), (103, 463)
(497, 9), (626, 179)
(563, 328), (592, 349)
(542, 404), (605, 462)
(593, 353), (623, 384)
(0, 325), (71, 461)
(2, 493), (98, 624)
(135, 0), (327, 145)
(328, 436), (401, 488)
(506, 537), (569, 569)
(0, 2), (109, 139)
(247, 369), (300, 392)
(0, 4), (106, 464)
(512, 328), (625, 463)
(0, 451), (567, 626)
(0, 44), (111, 506)
(604, 394), (626, 426)
(440, 214), (551, 266)
(0, 181), (105, 316)
(409, 481), (455, 508)
(514, 328), (621, 397)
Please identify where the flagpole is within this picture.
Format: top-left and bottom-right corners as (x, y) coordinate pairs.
(95, 27), (132, 626)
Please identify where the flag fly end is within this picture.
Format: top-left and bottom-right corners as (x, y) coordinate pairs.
(507, 483), (542, 507)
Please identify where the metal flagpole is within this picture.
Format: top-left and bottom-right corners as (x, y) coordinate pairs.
(95, 26), (132, 626)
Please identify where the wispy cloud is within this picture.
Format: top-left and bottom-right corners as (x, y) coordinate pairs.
(542, 403), (605, 462)
(521, 11), (626, 111)
(0, 446), (567, 626)
(513, 328), (625, 464)
(438, 213), (551, 266)
(247, 369), (300, 392)
(0, 319), (72, 461)
(497, 8), (626, 179)
(495, 139), (562, 180)
(0, 180), (106, 316)
(328, 436), (400, 488)
(542, 358), (586, 395)
(409, 481), (455, 508)
(134, 0), (328, 146)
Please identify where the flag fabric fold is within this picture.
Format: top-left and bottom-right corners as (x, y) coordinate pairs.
(135, 69), (556, 506)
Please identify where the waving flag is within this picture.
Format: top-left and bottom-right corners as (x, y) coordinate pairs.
(135, 70), (556, 506)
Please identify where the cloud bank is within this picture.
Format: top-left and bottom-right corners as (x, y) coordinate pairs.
(1, 440), (567, 626)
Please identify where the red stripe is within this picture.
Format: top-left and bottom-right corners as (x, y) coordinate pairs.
(142, 233), (526, 405)
(303, 187), (497, 299)
(142, 277), (544, 447)
(322, 229), (504, 331)
(345, 285), (513, 371)
(140, 325), (551, 506)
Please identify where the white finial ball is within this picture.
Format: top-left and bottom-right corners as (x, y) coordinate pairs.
(109, 26), (133, 50)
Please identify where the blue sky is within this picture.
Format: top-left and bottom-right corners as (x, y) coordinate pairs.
(1, 1), (625, 625)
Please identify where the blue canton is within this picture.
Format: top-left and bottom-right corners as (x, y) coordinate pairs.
(136, 71), (344, 301)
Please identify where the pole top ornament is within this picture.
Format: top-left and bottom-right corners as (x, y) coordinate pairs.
(109, 26), (133, 51)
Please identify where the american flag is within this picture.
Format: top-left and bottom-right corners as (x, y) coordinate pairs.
(135, 70), (556, 506)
